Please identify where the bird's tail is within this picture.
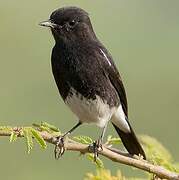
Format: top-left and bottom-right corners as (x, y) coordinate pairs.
(112, 121), (146, 159)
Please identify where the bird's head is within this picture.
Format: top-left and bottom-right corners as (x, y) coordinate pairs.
(39, 7), (96, 43)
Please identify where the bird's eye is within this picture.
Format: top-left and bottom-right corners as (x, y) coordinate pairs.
(68, 20), (76, 27)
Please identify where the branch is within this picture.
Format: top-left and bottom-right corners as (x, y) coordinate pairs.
(0, 128), (179, 180)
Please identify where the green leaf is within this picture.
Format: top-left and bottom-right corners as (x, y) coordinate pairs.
(33, 122), (61, 134)
(32, 123), (41, 128)
(106, 135), (121, 145)
(0, 126), (12, 133)
(9, 131), (17, 142)
(73, 135), (93, 144)
(173, 163), (179, 173)
(140, 135), (172, 162)
(41, 122), (60, 132)
(140, 135), (177, 172)
(31, 128), (47, 149)
(38, 126), (53, 133)
(23, 128), (33, 154)
(85, 169), (126, 180)
(95, 158), (104, 169)
(86, 153), (104, 169)
(85, 169), (146, 180)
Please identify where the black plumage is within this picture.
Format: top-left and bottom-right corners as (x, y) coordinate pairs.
(39, 6), (146, 159)
(51, 41), (120, 107)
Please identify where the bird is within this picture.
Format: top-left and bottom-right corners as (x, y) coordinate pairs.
(39, 6), (146, 160)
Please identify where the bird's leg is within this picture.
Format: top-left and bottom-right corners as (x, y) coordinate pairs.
(54, 121), (82, 159)
(89, 124), (108, 162)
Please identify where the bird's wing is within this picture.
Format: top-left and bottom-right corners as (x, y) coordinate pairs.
(96, 47), (128, 117)
(94, 46), (146, 159)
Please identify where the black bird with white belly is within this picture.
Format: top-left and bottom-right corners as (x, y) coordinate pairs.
(39, 6), (146, 160)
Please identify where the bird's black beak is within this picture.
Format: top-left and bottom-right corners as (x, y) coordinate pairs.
(39, 20), (57, 28)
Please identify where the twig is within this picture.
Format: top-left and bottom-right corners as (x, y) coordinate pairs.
(0, 129), (179, 180)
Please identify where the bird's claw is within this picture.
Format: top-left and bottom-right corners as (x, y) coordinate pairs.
(89, 139), (103, 162)
(54, 136), (65, 159)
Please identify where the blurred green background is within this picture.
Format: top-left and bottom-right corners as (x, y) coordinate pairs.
(0, 0), (178, 179)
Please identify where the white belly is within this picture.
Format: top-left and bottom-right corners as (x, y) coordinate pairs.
(65, 88), (116, 128)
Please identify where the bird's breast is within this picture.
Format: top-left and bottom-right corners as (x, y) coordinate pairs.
(65, 88), (117, 128)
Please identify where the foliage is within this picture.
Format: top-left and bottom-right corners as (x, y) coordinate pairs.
(0, 123), (55, 154)
(85, 169), (126, 180)
(73, 135), (93, 144)
(0, 122), (178, 180)
(85, 169), (146, 180)
(106, 135), (122, 145)
(85, 135), (179, 180)
(73, 135), (122, 168)
(140, 135), (179, 173)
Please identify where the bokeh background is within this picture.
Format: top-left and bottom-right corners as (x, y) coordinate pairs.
(0, 0), (178, 179)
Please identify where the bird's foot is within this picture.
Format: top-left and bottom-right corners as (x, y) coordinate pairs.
(88, 139), (103, 162)
(54, 136), (66, 159)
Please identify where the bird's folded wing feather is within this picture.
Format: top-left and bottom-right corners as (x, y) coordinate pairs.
(96, 47), (128, 117)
